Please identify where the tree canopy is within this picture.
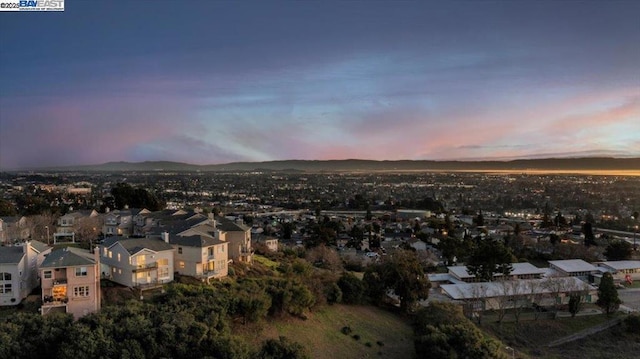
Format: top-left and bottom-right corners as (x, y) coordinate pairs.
(466, 239), (513, 282)
(604, 240), (633, 261)
(596, 272), (621, 316)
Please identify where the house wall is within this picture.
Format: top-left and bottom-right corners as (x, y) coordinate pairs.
(174, 243), (228, 279)
(130, 249), (174, 287)
(101, 243), (135, 287)
(41, 264), (100, 319)
(224, 230), (252, 262)
(0, 260), (23, 306)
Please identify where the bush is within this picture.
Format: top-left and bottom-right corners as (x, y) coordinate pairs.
(624, 314), (640, 334)
(352, 334), (361, 341)
(341, 326), (352, 335)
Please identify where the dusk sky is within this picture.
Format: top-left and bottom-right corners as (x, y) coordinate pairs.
(1, 1), (639, 169)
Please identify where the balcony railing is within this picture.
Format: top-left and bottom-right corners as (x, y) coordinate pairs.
(42, 296), (68, 307)
(52, 279), (67, 285)
(132, 262), (158, 273)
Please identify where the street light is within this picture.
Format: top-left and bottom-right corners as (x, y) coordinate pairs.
(505, 346), (515, 359)
(45, 226), (49, 245)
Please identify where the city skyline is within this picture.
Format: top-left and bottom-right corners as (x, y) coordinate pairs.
(1, 1), (639, 169)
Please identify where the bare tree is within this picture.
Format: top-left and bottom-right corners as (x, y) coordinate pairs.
(27, 212), (56, 244)
(74, 216), (102, 243)
(459, 284), (488, 325)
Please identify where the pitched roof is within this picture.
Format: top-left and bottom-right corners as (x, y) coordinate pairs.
(216, 216), (250, 232)
(0, 246), (25, 264)
(41, 247), (95, 268)
(103, 236), (174, 255)
(30, 240), (52, 253)
(170, 234), (225, 248)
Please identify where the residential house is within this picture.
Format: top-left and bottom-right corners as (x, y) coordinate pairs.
(103, 208), (150, 238)
(216, 217), (253, 263)
(40, 247), (101, 319)
(169, 232), (228, 282)
(0, 241), (51, 306)
(99, 236), (174, 288)
(54, 210), (100, 243)
(0, 216), (30, 244)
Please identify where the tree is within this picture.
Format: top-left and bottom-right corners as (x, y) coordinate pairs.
(364, 250), (431, 313)
(337, 272), (365, 304)
(474, 210), (484, 227)
(414, 302), (502, 359)
(604, 240), (633, 261)
(596, 272), (621, 316)
(568, 294), (582, 318)
(466, 240), (513, 282)
(583, 222), (597, 247)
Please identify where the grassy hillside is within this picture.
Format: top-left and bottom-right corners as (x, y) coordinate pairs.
(236, 304), (416, 359)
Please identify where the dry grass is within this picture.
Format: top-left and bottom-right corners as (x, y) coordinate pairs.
(235, 304), (415, 359)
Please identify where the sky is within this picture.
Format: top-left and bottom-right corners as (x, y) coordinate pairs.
(1, 1), (639, 169)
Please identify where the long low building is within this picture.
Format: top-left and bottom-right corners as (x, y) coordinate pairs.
(596, 260), (640, 281)
(440, 276), (596, 311)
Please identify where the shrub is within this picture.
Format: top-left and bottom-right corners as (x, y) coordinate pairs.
(352, 334), (360, 341)
(341, 326), (352, 335)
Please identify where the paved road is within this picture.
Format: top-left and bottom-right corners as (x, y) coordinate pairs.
(618, 288), (640, 312)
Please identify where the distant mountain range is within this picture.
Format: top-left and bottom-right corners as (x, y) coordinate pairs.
(21, 157), (640, 172)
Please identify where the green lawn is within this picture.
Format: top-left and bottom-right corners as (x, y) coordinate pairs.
(237, 304), (415, 359)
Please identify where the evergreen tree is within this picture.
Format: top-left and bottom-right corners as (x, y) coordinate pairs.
(596, 272), (621, 315)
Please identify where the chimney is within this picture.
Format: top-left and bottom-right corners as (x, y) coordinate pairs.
(162, 231), (170, 243)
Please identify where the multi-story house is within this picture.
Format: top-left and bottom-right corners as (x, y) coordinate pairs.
(216, 217), (253, 263)
(0, 216), (30, 244)
(167, 232), (229, 282)
(103, 208), (150, 238)
(54, 210), (100, 243)
(40, 247), (101, 319)
(99, 236), (174, 288)
(0, 240), (51, 306)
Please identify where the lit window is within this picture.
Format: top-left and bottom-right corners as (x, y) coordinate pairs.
(157, 259), (168, 266)
(179, 261), (185, 269)
(43, 271), (52, 279)
(73, 286), (89, 297)
(75, 267), (88, 277)
(108, 251), (113, 258)
(117, 253), (121, 262)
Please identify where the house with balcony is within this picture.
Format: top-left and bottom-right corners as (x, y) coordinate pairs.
(40, 247), (100, 319)
(167, 232), (228, 282)
(103, 208), (151, 238)
(0, 241), (51, 306)
(54, 210), (99, 243)
(99, 236), (174, 288)
(216, 216), (253, 263)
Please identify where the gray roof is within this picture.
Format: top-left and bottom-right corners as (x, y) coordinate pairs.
(170, 234), (225, 248)
(549, 259), (598, 273)
(0, 246), (25, 264)
(30, 240), (52, 253)
(598, 261), (640, 271)
(103, 236), (174, 255)
(41, 247), (95, 268)
(216, 217), (250, 232)
(441, 277), (592, 300)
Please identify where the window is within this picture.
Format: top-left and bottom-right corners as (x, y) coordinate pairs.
(179, 261), (185, 269)
(158, 267), (169, 278)
(75, 267), (88, 277)
(178, 247), (182, 254)
(208, 247), (214, 256)
(0, 272), (11, 281)
(157, 258), (168, 266)
(43, 271), (52, 279)
(0, 284), (11, 294)
(117, 253), (121, 262)
(103, 247), (107, 256)
(108, 251), (112, 258)
(74, 286), (89, 297)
